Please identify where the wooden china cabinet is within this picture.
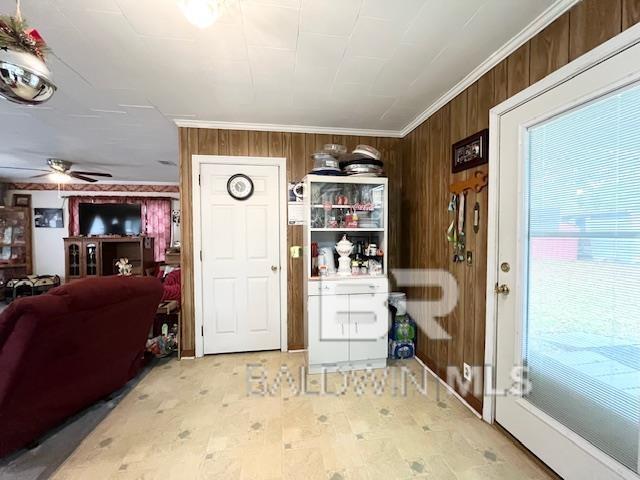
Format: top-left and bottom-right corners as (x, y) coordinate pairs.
(0, 206), (33, 286)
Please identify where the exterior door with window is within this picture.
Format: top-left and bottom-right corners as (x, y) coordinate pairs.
(495, 40), (640, 479)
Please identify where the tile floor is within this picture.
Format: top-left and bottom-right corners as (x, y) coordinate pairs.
(51, 352), (553, 480)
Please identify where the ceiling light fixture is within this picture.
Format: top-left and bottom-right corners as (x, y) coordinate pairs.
(178, 0), (226, 29)
(49, 171), (70, 183)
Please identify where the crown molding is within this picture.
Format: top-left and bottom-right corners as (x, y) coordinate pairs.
(174, 0), (577, 140)
(173, 119), (404, 138)
(399, 0), (580, 137)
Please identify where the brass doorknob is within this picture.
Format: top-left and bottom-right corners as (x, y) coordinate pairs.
(271, 265), (279, 272)
(495, 284), (510, 295)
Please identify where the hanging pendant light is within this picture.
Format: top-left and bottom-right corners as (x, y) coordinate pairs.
(0, 0), (56, 105)
(178, 0), (226, 29)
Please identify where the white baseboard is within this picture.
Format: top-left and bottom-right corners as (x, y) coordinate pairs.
(413, 355), (482, 420)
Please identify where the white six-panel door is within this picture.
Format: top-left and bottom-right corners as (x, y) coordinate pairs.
(200, 164), (281, 354)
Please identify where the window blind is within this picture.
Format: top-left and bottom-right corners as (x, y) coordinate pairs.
(525, 81), (640, 473)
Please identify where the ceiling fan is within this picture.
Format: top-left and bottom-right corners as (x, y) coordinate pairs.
(0, 158), (113, 183)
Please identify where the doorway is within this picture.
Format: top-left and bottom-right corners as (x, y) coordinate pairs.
(192, 156), (287, 356)
(489, 30), (640, 480)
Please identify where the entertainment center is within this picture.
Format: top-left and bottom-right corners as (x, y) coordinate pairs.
(63, 236), (155, 280)
(62, 201), (155, 280)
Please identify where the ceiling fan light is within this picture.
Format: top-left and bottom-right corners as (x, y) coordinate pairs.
(178, 0), (223, 29)
(49, 171), (70, 183)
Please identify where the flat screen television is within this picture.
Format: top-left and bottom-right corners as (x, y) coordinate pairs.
(79, 203), (142, 236)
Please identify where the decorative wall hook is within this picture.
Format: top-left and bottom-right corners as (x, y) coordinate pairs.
(449, 171), (488, 195)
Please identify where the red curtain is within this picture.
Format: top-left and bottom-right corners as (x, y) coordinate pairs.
(68, 196), (172, 261)
(143, 198), (171, 262)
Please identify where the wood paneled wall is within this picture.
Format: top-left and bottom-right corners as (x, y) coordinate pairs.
(179, 128), (402, 356)
(400, 0), (639, 412)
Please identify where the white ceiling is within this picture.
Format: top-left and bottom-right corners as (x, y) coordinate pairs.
(0, 0), (558, 182)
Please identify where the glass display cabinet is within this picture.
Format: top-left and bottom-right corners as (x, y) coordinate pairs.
(304, 176), (388, 279)
(0, 207), (33, 289)
(303, 175), (389, 374)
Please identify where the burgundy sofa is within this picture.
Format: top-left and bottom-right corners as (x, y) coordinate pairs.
(0, 276), (163, 457)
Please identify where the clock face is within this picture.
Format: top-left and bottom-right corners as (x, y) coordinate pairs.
(227, 174), (254, 200)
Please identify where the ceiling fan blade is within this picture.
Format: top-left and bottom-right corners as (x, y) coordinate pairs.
(0, 166), (50, 172)
(30, 173), (52, 179)
(69, 172), (98, 183)
(71, 171), (113, 177)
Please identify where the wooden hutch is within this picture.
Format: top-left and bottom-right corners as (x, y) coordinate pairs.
(64, 236), (155, 280)
(0, 206), (33, 284)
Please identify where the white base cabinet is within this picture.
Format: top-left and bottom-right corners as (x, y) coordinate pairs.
(306, 278), (389, 374)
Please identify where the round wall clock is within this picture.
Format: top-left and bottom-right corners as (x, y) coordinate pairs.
(227, 174), (254, 200)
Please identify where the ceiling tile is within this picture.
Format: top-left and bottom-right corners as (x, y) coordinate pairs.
(248, 47), (295, 77)
(332, 83), (394, 108)
(378, 103), (421, 129)
(142, 37), (204, 69)
(249, 46), (295, 91)
(4, 0), (70, 31)
(196, 23), (249, 60)
(371, 43), (431, 95)
(0, 0), (557, 181)
(300, 0), (361, 36)
(293, 65), (335, 93)
(360, 0), (426, 24)
(248, 0), (301, 8)
(346, 17), (406, 58)
(242, 2), (299, 49)
(115, 0), (199, 39)
(330, 82), (368, 102)
(296, 32), (348, 69)
(54, 0), (122, 13)
(335, 56), (386, 84)
(208, 59), (253, 85)
(402, 0), (484, 47)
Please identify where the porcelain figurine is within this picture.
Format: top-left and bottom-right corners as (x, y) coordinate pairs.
(115, 257), (133, 276)
(335, 234), (354, 276)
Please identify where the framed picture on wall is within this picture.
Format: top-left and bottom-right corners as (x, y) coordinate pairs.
(34, 208), (64, 228)
(13, 194), (31, 208)
(452, 128), (489, 173)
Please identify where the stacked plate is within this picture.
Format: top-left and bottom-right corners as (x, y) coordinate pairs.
(308, 143), (385, 177)
(340, 145), (385, 177)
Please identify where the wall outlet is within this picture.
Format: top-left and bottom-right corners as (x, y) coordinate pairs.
(463, 363), (473, 382)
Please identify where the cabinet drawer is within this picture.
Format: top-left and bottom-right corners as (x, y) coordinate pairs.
(308, 277), (388, 296)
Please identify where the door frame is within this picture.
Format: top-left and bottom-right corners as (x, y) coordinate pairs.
(191, 154), (288, 358)
(484, 22), (640, 423)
